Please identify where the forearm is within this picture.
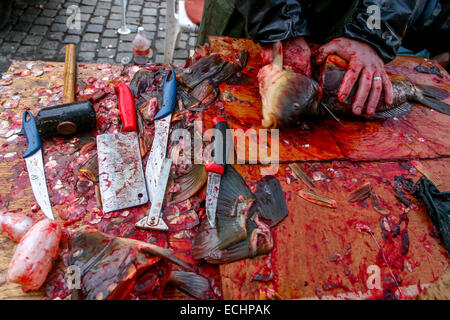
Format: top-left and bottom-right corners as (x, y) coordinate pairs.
(343, 0), (422, 62)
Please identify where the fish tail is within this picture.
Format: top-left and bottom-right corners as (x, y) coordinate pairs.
(414, 84), (450, 115)
(169, 271), (212, 299)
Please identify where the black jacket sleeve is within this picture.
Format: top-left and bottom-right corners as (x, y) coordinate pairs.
(235, 0), (310, 44)
(344, 0), (423, 62)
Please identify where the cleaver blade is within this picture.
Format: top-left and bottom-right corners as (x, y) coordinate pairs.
(97, 131), (148, 213)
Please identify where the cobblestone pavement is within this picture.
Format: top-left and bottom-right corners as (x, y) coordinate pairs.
(0, 0), (198, 73)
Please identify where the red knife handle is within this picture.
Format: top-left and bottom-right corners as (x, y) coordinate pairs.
(115, 83), (137, 132)
(205, 117), (229, 175)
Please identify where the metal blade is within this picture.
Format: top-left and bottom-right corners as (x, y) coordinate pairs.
(205, 172), (221, 227)
(145, 114), (172, 202)
(25, 149), (54, 220)
(97, 132), (148, 213)
(320, 103), (343, 126)
(136, 158), (172, 231)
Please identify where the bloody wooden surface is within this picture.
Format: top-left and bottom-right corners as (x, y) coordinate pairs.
(220, 160), (449, 299)
(0, 37), (449, 300)
(206, 37), (449, 299)
(0, 60), (124, 300)
(0, 60), (222, 300)
(209, 36), (450, 163)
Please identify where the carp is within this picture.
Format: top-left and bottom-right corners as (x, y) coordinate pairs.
(258, 41), (450, 128)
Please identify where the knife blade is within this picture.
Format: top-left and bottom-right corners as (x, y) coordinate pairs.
(22, 111), (54, 220)
(97, 83), (148, 213)
(205, 116), (230, 227)
(144, 70), (177, 203)
(136, 158), (172, 230)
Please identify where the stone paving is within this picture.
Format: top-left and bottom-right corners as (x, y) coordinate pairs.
(0, 0), (198, 73)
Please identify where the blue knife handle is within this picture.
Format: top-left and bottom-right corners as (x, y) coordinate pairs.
(154, 70), (177, 120)
(22, 110), (42, 158)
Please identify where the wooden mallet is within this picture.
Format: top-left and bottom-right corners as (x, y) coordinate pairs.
(35, 44), (97, 137)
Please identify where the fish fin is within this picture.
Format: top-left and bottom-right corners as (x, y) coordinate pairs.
(272, 41), (283, 70)
(167, 165), (207, 205)
(217, 165), (255, 217)
(180, 54), (227, 89)
(416, 84), (450, 101)
(205, 217), (273, 264)
(413, 87), (450, 116)
(193, 201), (250, 260)
(371, 102), (413, 119)
(129, 69), (155, 97)
(190, 79), (215, 101)
(169, 271), (213, 299)
(205, 239), (250, 264)
(254, 176), (288, 227)
(236, 50), (250, 69)
(177, 86), (200, 111)
(139, 242), (193, 271)
(204, 221), (255, 264)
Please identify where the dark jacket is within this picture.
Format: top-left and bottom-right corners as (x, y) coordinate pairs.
(198, 0), (425, 63)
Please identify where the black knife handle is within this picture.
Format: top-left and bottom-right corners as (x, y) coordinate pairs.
(206, 116), (230, 175)
(36, 101), (96, 137)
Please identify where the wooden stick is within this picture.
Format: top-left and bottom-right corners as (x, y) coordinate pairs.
(62, 44), (77, 104)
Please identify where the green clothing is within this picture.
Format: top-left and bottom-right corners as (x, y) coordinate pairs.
(197, 0), (360, 46)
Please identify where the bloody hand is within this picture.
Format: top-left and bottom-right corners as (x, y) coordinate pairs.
(315, 37), (394, 115)
(261, 36), (312, 76)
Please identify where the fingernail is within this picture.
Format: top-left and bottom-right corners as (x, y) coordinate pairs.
(354, 107), (361, 114)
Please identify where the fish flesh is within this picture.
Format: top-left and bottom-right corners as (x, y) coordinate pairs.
(0, 211), (33, 242)
(258, 41), (450, 128)
(8, 218), (61, 290)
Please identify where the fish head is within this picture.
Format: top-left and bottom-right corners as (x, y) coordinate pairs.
(258, 64), (320, 128)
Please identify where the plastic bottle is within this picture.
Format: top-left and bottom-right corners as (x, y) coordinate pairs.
(133, 27), (151, 65)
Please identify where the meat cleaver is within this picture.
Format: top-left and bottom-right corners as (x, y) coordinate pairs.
(97, 83), (148, 213)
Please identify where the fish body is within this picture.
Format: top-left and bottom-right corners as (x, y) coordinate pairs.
(258, 42), (450, 128)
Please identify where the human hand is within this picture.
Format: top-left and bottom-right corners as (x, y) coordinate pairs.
(261, 36), (312, 76)
(315, 37), (393, 115)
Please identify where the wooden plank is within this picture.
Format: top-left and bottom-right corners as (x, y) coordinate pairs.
(220, 160), (450, 299)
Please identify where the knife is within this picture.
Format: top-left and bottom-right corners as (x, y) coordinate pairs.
(136, 158), (172, 230)
(205, 116), (230, 227)
(97, 83), (148, 213)
(144, 70), (177, 203)
(22, 111), (54, 220)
